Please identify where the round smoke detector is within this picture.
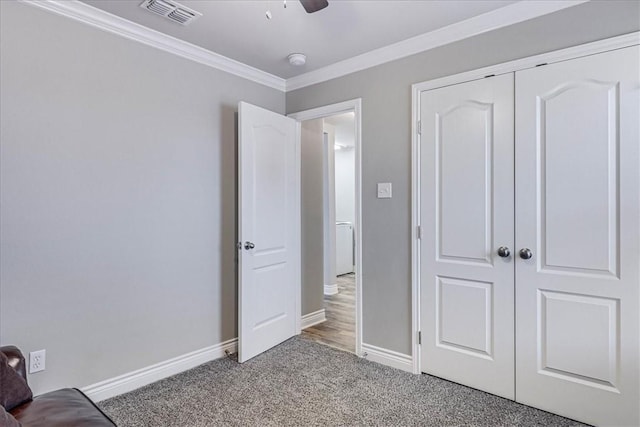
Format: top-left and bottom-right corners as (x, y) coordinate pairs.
(288, 53), (306, 66)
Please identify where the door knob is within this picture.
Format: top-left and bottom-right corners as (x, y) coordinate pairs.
(519, 248), (533, 260)
(497, 246), (510, 258)
(244, 241), (255, 250)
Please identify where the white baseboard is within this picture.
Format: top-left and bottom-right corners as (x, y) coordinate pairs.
(361, 343), (414, 373)
(301, 309), (326, 329)
(324, 283), (338, 295)
(82, 338), (237, 402)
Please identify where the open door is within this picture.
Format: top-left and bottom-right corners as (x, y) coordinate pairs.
(238, 102), (299, 363)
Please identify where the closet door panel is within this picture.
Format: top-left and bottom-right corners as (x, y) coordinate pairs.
(438, 103), (493, 263)
(515, 45), (639, 427)
(541, 80), (618, 274)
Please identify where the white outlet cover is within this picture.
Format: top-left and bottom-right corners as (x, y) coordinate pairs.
(29, 349), (46, 373)
(377, 182), (392, 198)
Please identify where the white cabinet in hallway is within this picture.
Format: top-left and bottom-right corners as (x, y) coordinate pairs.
(336, 222), (354, 276)
(418, 45), (639, 426)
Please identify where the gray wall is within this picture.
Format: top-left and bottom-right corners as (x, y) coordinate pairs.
(300, 119), (325, 315)
(286, 0), (640, 355)
(0, 1), (284, 395)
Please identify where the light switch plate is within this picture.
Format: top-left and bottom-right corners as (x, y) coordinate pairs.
(377, 182), (392, 198)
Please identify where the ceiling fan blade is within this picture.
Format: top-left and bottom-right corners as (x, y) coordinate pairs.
(299, 0), (328, 13)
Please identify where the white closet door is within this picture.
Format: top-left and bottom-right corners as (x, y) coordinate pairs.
(515, 46), (639, 426)
(420, 74), (515, 399)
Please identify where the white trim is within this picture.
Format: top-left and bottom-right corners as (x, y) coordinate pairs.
(301, 309), (326, 329)
(285, 1), (588, 91)
(82, 338), (237, 402)
(289, 99), (361, 122)
(289, 98), (363, 357)
(19, 0), (286, 91)
(294, 116), (303, 335)
(361, 343), (413, 373)
(410, 32), (640, 376)
(324, 283), (339, 296)
(410, 83), (422, 375)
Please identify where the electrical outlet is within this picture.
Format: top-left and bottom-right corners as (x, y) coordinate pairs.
(29, 349), (46, 373)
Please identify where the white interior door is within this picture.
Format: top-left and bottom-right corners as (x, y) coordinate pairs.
(420, 73), (515, 399)
(515, 46), (640, 426)
(238, 101), (299, 363)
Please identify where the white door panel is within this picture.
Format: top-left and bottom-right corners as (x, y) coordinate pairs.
(238, 102), (299, 363)
(420, 73), (515, 399)
(515, 46), (639, 426)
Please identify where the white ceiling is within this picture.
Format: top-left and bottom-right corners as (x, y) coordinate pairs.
(81, 0), (519, 79)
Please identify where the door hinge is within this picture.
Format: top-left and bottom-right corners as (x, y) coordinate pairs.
(418, 331), (422, 345)
(416, 225), (422, 240)
(417, 120), (421, 135)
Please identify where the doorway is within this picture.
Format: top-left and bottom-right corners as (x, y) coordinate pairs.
(289, 99), (362, 356)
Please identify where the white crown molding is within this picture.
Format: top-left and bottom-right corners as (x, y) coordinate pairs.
(301, 308), (326, 329)
(19, 0), (286, 92)
(82, 338), (237, 402)
(285, 0), (588, 91)
(361, 343), (413, 373)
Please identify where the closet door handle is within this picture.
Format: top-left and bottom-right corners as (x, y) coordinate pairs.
(519, 248), (533, 260)
(497, 246), (511, 258)
(244, 241), (255, 250)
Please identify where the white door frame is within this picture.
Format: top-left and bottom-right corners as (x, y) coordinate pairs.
(289, 98), (363, 356)
(411, 32), (639, 375)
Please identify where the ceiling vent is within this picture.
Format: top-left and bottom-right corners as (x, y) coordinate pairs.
(140, 0), (202, 26)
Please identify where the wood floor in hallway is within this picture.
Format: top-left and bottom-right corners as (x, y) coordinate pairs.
(302, 273), (355, 353)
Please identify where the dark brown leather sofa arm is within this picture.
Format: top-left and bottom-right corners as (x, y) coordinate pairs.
(0, 345), (27, 381)
(1, 346), (117, 426)
(11, 388), (117, 426)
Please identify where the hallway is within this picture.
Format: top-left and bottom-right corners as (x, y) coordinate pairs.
(302, 273), (355, 353)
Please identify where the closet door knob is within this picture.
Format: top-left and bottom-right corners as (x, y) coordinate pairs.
(244, 241), (255, 250)
(497, 246), (510, 258)
(519, 248), (533, 260)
